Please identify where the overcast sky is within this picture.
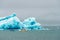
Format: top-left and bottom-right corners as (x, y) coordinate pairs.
(0, 0), (60, 26)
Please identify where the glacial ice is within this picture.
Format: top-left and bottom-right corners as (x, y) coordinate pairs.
(0, 13), (23, 30)
(0, 13), (43, 31)
(23, 17), (42, 30)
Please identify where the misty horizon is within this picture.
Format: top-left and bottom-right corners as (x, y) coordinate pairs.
(0, 0), (60, 26)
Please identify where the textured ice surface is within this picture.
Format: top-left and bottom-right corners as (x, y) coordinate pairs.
(0, 13), (43, 31)
(0, 13), (23, 30)
(23, 17), (42, 30)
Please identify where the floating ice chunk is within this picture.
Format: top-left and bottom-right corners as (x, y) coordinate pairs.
(0, 13), (46, 31)
(0, 13), (23, 30)
(23, 17), (42, 30)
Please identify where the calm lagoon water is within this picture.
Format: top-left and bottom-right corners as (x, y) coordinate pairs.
(0, 26), (60, 40)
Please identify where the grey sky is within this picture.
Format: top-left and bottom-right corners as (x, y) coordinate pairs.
(0, 0), (60, 26)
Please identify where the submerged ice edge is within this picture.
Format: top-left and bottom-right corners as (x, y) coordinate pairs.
(0, 13), (49, 31)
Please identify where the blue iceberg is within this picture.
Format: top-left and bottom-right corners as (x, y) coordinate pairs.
(0, 13), (23, 30)
(23, 17), (42, 30)
(0, 13), (43, 31)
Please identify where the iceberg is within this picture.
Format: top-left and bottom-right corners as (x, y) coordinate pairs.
(23, 17), (42, 30)
(0, 13), (43, 31)
(0, 13), (23, 31)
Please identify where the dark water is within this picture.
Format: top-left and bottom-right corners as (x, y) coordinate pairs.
(0, 26), (60, 40)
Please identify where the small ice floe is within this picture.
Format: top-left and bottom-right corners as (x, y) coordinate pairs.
(0, 13), (49, 31)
